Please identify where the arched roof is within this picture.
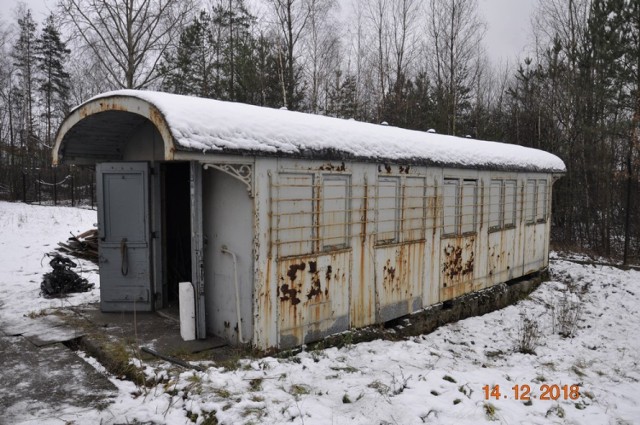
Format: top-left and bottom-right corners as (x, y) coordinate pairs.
(53, 94), (176, 165)
(54, 90), (566, 173)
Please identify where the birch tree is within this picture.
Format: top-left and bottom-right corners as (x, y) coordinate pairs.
(59, 0), (193, 89)
(302, 0), (340, 114)
(365, 0), (391, 120)
(425, 0), (486, 135)
(270, 0), (311, 109)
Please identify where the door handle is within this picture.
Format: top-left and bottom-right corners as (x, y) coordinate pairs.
(120, 238), (128, 276)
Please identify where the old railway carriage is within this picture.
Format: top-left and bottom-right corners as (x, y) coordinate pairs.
(53, 90), (566, 350)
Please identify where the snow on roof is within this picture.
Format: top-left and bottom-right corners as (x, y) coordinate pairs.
(87, 90), (566, 173)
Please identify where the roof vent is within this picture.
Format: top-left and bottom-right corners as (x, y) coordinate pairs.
(279, 106), (288, 110)
(380, 121), (389, 126)
(465, 135), (472, 138)
(427, 129), (436, 133)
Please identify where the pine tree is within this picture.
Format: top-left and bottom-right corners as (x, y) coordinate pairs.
(253, 33), (284, 108)
(327, 71), (359, 119)
(159, 11), (217, 97)
(35, 14), (71, 149)
(11, 8), (38, 165)
(160, 3), (263, 102)
(211, 0), (257, 102)
(617, 0), (640, 263)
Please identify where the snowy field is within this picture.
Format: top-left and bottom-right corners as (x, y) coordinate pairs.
(1, 201), (639, 424)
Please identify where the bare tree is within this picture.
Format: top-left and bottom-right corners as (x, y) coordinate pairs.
(344, 0), (373, 120)
(390, 0), (419, 93)
(65, 48), (114, 105)
(425, 0), (486, 135)
(270, 0), (312, 109)
(365, 0), (391, 120)
(59, 0), (193, 89)
(532, 0), (591, 63)
(0, 18), (16, 167)
(302, 0), (340, 113)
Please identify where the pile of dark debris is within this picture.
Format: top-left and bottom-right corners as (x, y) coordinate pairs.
(40, 229), (99, 298)
(41, 253), (94, 298)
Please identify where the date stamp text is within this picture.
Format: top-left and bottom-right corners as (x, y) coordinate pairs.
(482, 384), (580, 401)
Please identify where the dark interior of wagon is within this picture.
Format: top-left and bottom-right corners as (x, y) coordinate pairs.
(162, 162), (192, 307)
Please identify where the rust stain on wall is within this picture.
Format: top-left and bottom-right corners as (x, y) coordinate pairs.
(278, 252), (350, 346)
(382, 259), (397, 288)
(279, 282), (301, 305)
(279, 261), (306, 305)
(306, 260), (323, 300)
(318, 162), (346, 172)
(287, 262), (306, 281)
(441, 236), (476, 300)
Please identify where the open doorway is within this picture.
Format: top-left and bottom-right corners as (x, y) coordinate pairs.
(161, 162), (192, 310)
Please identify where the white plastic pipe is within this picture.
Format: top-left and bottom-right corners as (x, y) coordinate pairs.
(221, 245), (245, 344)
(178, 281), (196, 341)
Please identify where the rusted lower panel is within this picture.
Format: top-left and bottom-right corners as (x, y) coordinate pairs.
(277, 251), (351, 348)
(487, 228), (516, 285)
(374, 242), (425, 322)
(440, 236), (476, 301)
(523, 222), (546, 275)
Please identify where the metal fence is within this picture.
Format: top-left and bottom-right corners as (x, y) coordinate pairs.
(0, 164), (96, 208)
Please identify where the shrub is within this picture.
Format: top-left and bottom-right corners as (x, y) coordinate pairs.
(516, 315), (541, 354)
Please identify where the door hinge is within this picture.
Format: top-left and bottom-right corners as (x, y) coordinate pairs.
(151, 231), (158, 239)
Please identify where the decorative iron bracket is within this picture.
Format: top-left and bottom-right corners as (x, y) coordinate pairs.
(202, 163), (254, 197)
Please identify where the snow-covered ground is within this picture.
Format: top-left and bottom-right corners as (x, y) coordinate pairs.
(1, 201), (639, 424)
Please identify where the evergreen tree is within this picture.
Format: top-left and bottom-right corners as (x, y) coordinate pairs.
(616, 0), (640, 263)
(252, 33), (284, 108)
(35, 14), (71, 149)
(211, 0), (257, 102)
(159, 11), (217, 97)
(159, 4), (285, 108)
(11, 8), (38, 165)
(404, 72), (433, 132)
(327, 71), (359, 119)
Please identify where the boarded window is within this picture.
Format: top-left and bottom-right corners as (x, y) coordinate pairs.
(322, 175), (350, 250)
(504, 180), (517, 227)
(442, 178), (458, 236)
(402, 177), (426, 241)
(377, 177), (400, 244)
(276, 173), (315, 258)
(525, 179), (536, 224)
(488, 180), (502, 231)
(537, 180), (547, 222)
(461, 180), (477, 234)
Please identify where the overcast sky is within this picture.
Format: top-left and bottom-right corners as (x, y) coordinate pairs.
(1, 0), (537, 66)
